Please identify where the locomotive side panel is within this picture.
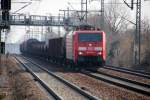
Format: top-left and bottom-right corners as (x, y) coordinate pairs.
(102, 31), (106, 61)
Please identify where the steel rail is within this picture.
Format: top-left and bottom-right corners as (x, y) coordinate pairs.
(22, 54), (150, 79)
(96, 71), (150, 88)
(14, 56), (63, 100)
(21, 56), (100, 100)
(103, 65), (150, 79)
(82, 70), (150, 96)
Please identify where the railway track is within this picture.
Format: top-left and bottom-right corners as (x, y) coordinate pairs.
(103, 65), (150, 79)
(14, 56), (62, 100)
(82, 70), (150, 96)
(18, 55), (150, 97)
(27, 55), (150, 79)
(15, 55), (100, 100)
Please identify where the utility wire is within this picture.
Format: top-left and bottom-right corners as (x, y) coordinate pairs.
(12, 2), (32, 14)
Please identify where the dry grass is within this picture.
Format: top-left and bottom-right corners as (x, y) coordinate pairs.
(0, 55), (50, 100)
(0, 56), (13, 100)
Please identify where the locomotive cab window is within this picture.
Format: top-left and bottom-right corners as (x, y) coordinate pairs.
(78, 33), (102, 42)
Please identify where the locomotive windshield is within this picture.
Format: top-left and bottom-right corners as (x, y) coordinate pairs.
(78, 33), (102, 42)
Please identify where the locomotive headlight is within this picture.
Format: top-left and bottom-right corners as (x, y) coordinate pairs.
(78, 47), (86, 51)
(78, 51), (83, 55)
(98, 52), (102, 55)
(95, 47), (102, 51)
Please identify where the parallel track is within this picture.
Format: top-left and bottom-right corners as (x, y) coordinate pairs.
(19, 55), (150, 97)
(103, 65), (150, 79)
(82, 70), (150, 96)
(14, 57), (62, 100)
(17, 55), (99, 100)
(27, 54), (150, 79)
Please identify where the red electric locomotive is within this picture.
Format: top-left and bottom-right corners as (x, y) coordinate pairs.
(65, 25), (106, 66)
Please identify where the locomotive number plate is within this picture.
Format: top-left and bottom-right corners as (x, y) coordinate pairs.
(87, 47), (94, 50)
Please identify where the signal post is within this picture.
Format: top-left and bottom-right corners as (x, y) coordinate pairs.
(0, 0), (11, 64)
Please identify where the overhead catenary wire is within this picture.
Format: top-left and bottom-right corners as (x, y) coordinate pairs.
(12, 2), (32, 14)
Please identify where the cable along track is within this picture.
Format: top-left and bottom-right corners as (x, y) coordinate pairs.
(16, 56), (100, 100)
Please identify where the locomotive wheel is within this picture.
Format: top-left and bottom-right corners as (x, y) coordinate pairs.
(66, 63), (77, 71)
(74, 67), (81, 72)
(64, 63), (72, 71)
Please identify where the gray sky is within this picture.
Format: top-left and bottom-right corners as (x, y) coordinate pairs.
(10, 0), (150, 17)
(5, 0), (150, 43)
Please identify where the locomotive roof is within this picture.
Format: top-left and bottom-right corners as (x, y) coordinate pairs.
(74, 24), (101, 31)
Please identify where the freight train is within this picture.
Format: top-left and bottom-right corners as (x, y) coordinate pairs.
(20, 25), (106, 69)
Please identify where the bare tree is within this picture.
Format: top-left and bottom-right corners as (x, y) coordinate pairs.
(104, 0), (131, 66)
(140, 18), (150, 66)
(104, 0), (129, 34)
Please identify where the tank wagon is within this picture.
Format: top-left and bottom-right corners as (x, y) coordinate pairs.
(20, 25), (106, 68)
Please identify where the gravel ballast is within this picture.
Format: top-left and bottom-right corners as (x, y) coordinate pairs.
(0, 56), (13, 100)
(56, 72), (150, 100)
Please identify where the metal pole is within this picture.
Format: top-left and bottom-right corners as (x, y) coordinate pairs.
(67, 7), (69, 18)
(138, 0), (141, 65)
(85, 0), (88, 23)
(123, 0), (141, 65)
(58, 13), (60, 37)
(0, 28), (1, 64)
(81, 0), (83, 18)
(101, 0), (104, 29)
(135, 0), (141, 65)
(81, 0), (88, 23)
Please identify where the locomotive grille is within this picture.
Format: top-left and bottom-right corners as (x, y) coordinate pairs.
(78, 56), (102, 62)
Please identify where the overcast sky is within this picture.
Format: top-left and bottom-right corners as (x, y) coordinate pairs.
(10, 0), (150, 17)
(5, 0), (150, 43)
